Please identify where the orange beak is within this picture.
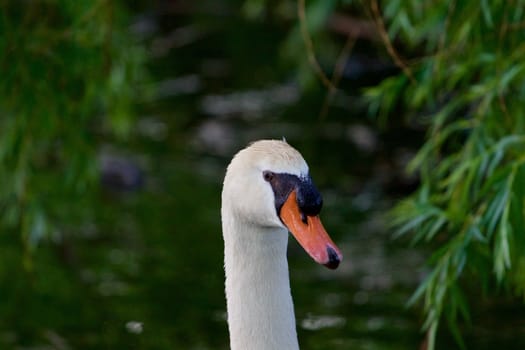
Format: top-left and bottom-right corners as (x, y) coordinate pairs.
(280, 190), (342, 269)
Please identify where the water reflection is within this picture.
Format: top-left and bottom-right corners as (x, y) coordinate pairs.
(301, 314), (346, 331)
(200, 84), (299, 117)
(125, 321), (144, 334)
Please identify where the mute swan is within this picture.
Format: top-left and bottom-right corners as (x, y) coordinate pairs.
(221, 140), (342, 350)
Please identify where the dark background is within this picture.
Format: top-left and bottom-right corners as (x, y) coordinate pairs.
(1, 0), (525, 349)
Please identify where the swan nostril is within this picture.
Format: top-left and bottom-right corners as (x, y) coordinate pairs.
(324, 246), (340, 269)
(300, 212), (307, 224)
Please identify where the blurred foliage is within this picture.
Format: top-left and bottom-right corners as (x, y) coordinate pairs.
(362, 1), (525, 349)
(0, 0), (146, 263)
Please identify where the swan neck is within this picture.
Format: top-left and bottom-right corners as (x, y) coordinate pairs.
(223, 219), (299, 350)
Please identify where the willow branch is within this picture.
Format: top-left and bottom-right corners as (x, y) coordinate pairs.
(298, 0), (336, 91)
(369, 0), (416, 84)
(320, 36), (355, 120)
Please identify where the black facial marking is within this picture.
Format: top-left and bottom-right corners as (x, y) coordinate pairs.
(263, 172), (298, 214)
(295, 176), (323, 216)
(263, 171), (323, 220)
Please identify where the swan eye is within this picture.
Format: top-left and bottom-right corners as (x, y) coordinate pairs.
(263, 171), (275, 182)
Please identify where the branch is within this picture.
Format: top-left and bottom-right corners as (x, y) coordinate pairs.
(298, 0), (336, 91)
(369, 0), (416, 84)
(319, 36), (355, 120)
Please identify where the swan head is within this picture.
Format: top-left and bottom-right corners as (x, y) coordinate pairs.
(222, 139), (342, 269)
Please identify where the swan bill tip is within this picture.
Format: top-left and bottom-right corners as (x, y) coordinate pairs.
(324, 246), (341, 269)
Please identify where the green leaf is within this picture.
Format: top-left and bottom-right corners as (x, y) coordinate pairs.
(499, 64), (525, 92)
(484, 184), (509, 238)
(480, 0), (494, 27)
(494, 220), (512, 281)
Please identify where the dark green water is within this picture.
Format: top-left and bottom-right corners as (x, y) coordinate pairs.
(0, 136), (422, 349)
(3, 133), (525, 349)
(2, 2), (525, 349)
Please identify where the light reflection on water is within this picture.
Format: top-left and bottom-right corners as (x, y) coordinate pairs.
(301, 314), (346, 331)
